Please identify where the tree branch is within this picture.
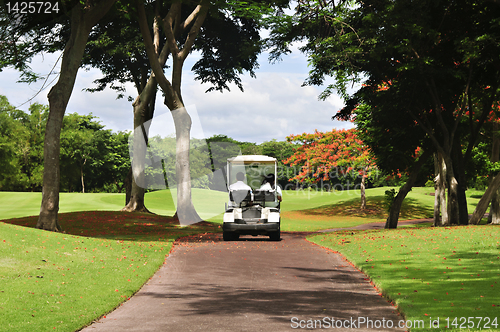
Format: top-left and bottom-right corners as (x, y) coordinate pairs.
(178, 1), (209, 61)
(162, 2), (181, 58)
(136, 0), (178, 108)
(408, 108), (446, 157)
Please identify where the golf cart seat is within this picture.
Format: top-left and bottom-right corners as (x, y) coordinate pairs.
(229, 189), (252, 207)
(253, 189), (279, 209)
(253, 189), (275, 202)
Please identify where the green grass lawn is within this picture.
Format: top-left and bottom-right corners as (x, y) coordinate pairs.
(308, 226), (500, 331)
(0, 222), (167, 332)
(0, 186), (490, 331)
(0, 211), (219, 332)
(0, 186), (485, 232)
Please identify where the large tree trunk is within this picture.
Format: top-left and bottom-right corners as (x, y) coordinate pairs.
(470, 169), (500, 224)
(489, 122), (500, 224)
(37, 1), (118, 231)
(121, 117), (149, 212)
(137, 1), (208, 225)
(122, 7), (162, 212)
(434, 152), (448, 226)
(438, 151), (460, 225)
(385, 150), (431, 229)
(489, 190), (500, 224)
(171, 106), (201, 225)
(447, 175), (460, 225)
(121, 84), (156, 213)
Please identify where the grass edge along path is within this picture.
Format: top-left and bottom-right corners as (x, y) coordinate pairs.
(0, 212), (220, 332)
(307, 226), (500, 332)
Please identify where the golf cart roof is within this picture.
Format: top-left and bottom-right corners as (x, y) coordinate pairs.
(227, 155), (277, 164)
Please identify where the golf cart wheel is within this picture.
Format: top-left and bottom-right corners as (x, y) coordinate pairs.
(269, 230), (280, 241)
(223, 232), (239, 241)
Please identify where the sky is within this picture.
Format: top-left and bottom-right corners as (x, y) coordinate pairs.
(0, 44), (353, 144)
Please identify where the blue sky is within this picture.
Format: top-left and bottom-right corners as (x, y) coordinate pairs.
(0, 45), (353, 144)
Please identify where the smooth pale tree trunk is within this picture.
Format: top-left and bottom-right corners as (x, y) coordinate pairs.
(360, 175), (366, 210)
(385, 150), (430, 229)
(470, 169), (500, 224)
(81, 158), (86, 193)
(37, 0), (116, 231)
(447, 175), (460, 225)
(171, 106), (201, 224)
(437, 151), (460, 225)
(122, 84), (157, 212)
(489, 122), (500, 224)
(433, 152), (448, 226)
(121, 101), (151, 212)
(137, 1), (208, 224)
(123, 10), (162, 211)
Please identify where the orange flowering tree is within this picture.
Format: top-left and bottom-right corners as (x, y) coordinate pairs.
(284, 128), (377, 209)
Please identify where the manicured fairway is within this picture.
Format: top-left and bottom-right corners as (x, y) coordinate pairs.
(308, 226), (500, 331)
(0, 187), (491, 331)
(0, 187), (485, 232)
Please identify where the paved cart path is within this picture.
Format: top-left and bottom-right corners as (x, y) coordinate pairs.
(80, 227), (414, 332)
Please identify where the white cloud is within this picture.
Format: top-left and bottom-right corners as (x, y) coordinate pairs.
(1, 50), (354, 144)
(182, 70), (352, 143)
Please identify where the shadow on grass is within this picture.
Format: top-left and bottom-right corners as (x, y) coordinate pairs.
(300, 196), (434, 220)
(309, 226), (500, 326)
(0, 211), (221, 242)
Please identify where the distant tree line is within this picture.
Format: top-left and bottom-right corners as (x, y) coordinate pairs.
(0, 96), (300, 193)
(0, 96), (130, 193)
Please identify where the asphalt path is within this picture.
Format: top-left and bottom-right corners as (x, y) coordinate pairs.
(80, 226), (414, 332)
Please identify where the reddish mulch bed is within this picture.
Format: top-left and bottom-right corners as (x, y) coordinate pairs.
(1, 211), (220, 240)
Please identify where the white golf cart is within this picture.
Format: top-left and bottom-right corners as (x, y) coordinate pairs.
(222, 155), (281, 241)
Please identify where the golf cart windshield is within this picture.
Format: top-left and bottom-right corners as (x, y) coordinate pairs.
(227, 155), (277, 190)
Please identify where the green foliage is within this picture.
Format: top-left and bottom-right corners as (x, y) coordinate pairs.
(0, 95), (130, 193)
(425, 179), (435, 188)
(0, 98), (47, 191)
(271, 0), (500, 198)
(58, 112), (131, 193)
(384, 188), (396, 213)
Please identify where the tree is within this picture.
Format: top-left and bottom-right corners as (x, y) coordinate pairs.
(136, 0), (289, 224)
(260, 139), (295, 187)
(284, 128), (376, 209)
(2, 0), (119, 230)
(81, 1), (287, 217)
(272, 0), (500, 225)
(81, 4), (160, 211)
(0, 96), (27, 190)
(58, 113), (130, 193)
(342, 97), (434, 228)
(0, 96), (48, 191)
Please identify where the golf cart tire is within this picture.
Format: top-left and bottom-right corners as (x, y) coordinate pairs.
(269, 230), (280, 241)
(223, 232), (239, 241)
